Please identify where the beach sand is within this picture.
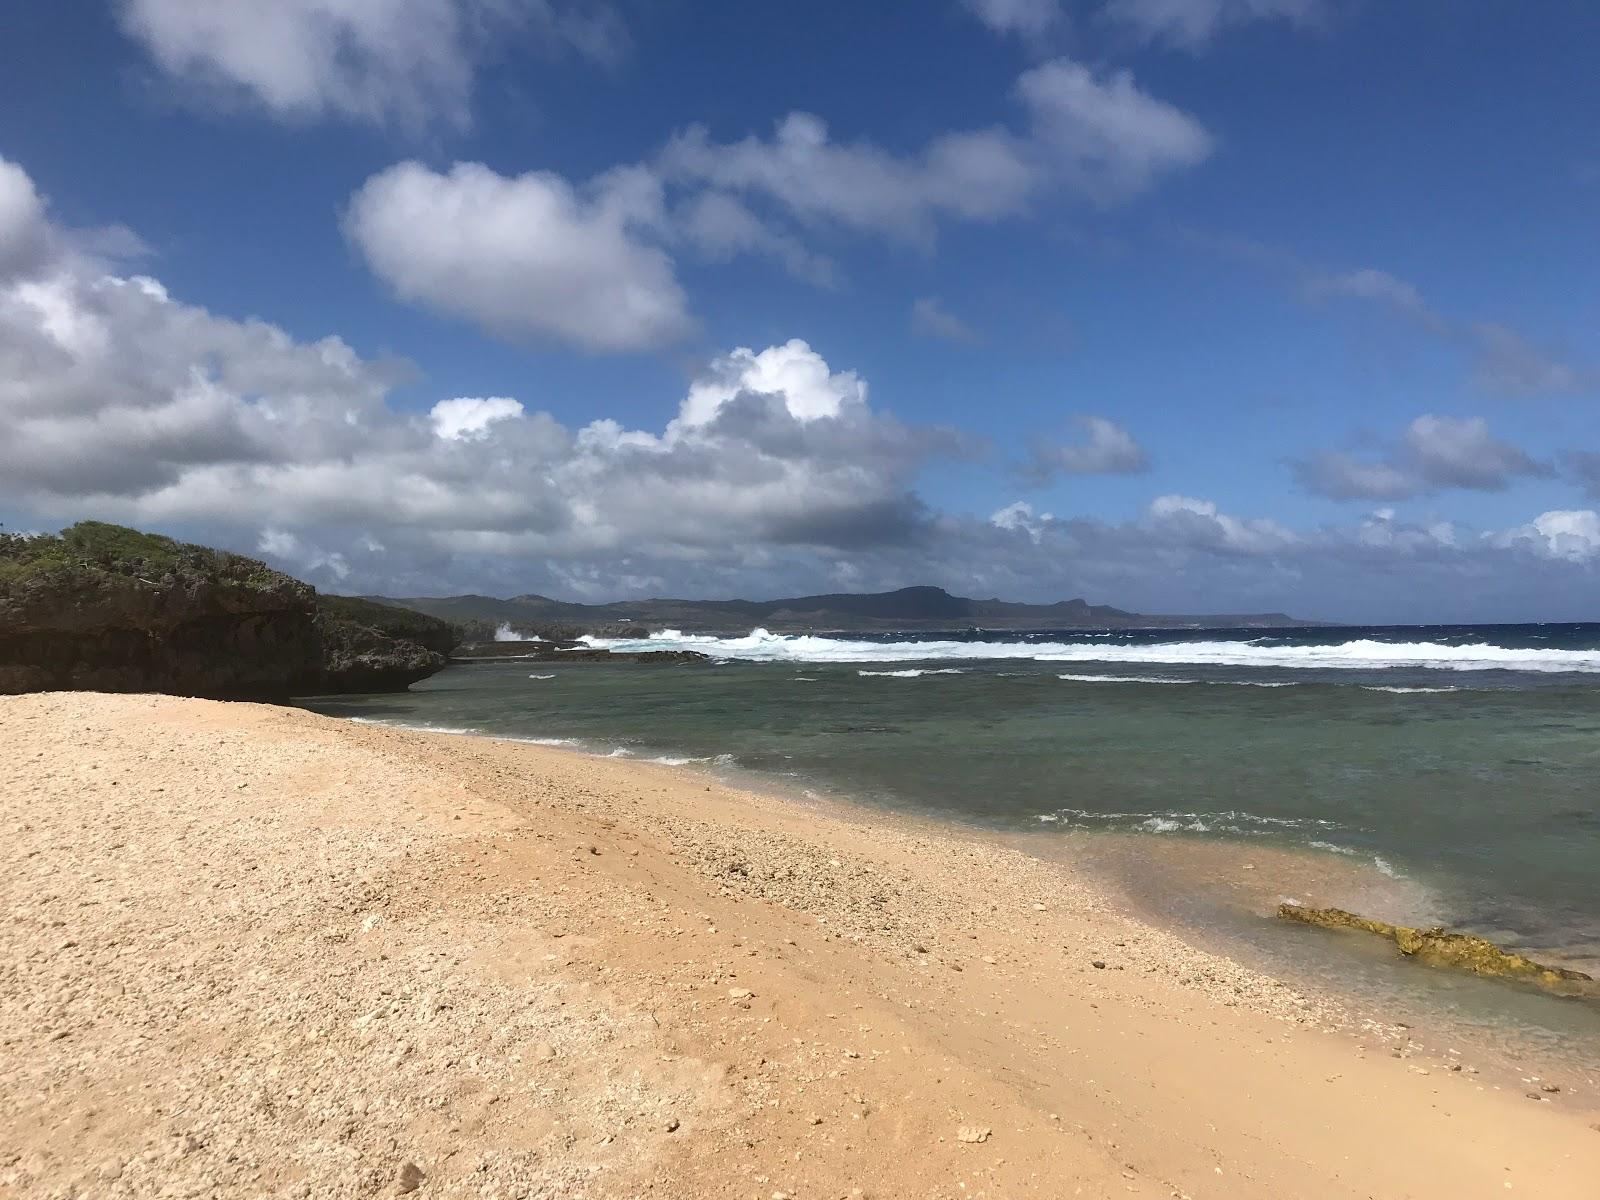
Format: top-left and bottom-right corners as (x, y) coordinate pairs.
(2, 692), (1596, 1198)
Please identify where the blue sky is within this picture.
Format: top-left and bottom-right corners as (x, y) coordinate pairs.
(2, 0), (1599, 621)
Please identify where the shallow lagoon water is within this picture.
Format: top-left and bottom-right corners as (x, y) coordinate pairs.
(305, 622), (1600, 1069)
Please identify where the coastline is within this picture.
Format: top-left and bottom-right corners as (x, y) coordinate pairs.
(3, 692), (1596, 1197)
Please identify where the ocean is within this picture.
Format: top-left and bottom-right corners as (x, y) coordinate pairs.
(303, 622), (1600, 1064)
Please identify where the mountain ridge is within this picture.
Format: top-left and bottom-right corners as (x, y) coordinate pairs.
(365, 585), (1321, 635)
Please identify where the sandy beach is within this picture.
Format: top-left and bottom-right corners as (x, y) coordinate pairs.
(2, 692), (1597, 1198)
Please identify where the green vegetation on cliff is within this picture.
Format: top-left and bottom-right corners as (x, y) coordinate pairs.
(317, 594), (460, 656)
(1, 522), (449, 699)
(0, 521), (304, 612)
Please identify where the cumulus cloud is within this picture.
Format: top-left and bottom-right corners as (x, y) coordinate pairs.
(964, 0), (1329, 49)
(1022, 416), (1148, 480)
(674, 191), (838, 287)
(258, 528), (351, 580)
(429, 396), (525, 441)
(660, 58), (1210, 244)
(117, 0), (623, 130)
(333, 54), (1207, 341)
(1, 154), (964, 589)
(1014, 59), (1213, 202)
(990, 500), (1054, 543)
(5, 151), (1599, 619)
(1103, 0), (1327, 50)
(1491, 511), (1600, 563)
(1295, 415), (1550, 501)
(345, 160), (693, 353)
(1147, 494), (1296, 553)
(0, 158), (51, 280)
(678, 339), (869, 426)
(910, 297), (982, 346)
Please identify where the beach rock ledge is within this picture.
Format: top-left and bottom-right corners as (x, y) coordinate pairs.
(1277, 903), (1596, 998)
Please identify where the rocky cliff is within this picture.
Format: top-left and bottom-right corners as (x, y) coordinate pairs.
(0, 522), (452, 699)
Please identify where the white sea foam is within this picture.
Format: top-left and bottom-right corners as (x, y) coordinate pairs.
(1142, 815), (1213, 833)
(1361, 685), (1462, 694)
(1039, 807), (1340, 832)
(1058, 673), (1196, 685)
(494, 623), (544, 642)
(1309, 840), (1359, 856)
(350, 718), (585, 750)
(582, 628), (1600, 673)
(350, 717), (481, 736)
(857, 668), (965, 677)
(527, 673), (556, 680)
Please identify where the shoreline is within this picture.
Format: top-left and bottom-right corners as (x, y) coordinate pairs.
(4, 692), (1597, 1197)
(335, 707), (1600, 1066)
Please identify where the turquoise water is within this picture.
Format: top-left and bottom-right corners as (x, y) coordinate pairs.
(303, 623), (1600, 1064)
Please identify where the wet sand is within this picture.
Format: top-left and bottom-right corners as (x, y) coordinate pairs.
(3, 692), (1597, 1198)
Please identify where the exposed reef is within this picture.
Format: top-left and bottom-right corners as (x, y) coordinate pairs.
(452, 640), (708, 665)
(1277, 903), (1596, 998)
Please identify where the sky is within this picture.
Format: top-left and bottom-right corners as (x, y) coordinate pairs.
(1, 0), (1598, 623)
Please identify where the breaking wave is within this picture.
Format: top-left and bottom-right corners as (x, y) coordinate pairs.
(581, 628), (1600, 673)
(1361, 685), (1462, 694)
(857, 668), (965, 677)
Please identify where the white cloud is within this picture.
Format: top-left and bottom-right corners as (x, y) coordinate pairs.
(1295, 415), (1549, 501)
(1469, 323), (1598, 398)
(910, 296), (982, 346)
(117, 0), (623, 130)
(674, 191), (837, 287)
(961, 0), (1064, 38)
(1492, 511), (1600, 562)
(5, 152), (1599, 620)
(660, 59), (1210, 244)
(430, 396), (525, 441)
(1014, 59), (1213, 202)
(1404, 414), (1547, 490)
(0, 157), (50, 279)
(0, 157), (946, 574)
(1304, 267), (1444, 332)
(1295, 263), (1597, 399)
(329, 57), (1206, 335)
(679, 339), (868, 426)
(662, 113), (1035, 246)
(344, 160), (693, 353)
(990, 500), (1053, 543)
(258, 528), (350, 581)
(1103, 0), (1327, 50)
(1024, 415), (1148, 479)
(1147, 494), (1297, 553)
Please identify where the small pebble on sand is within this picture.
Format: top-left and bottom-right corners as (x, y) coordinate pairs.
(394, 1162), (424, 1194)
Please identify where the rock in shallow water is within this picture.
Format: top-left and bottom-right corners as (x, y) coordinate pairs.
(1276, 903), (1596, 998)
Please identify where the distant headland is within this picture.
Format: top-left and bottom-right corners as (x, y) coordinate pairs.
(371, 584), (1320, 638)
